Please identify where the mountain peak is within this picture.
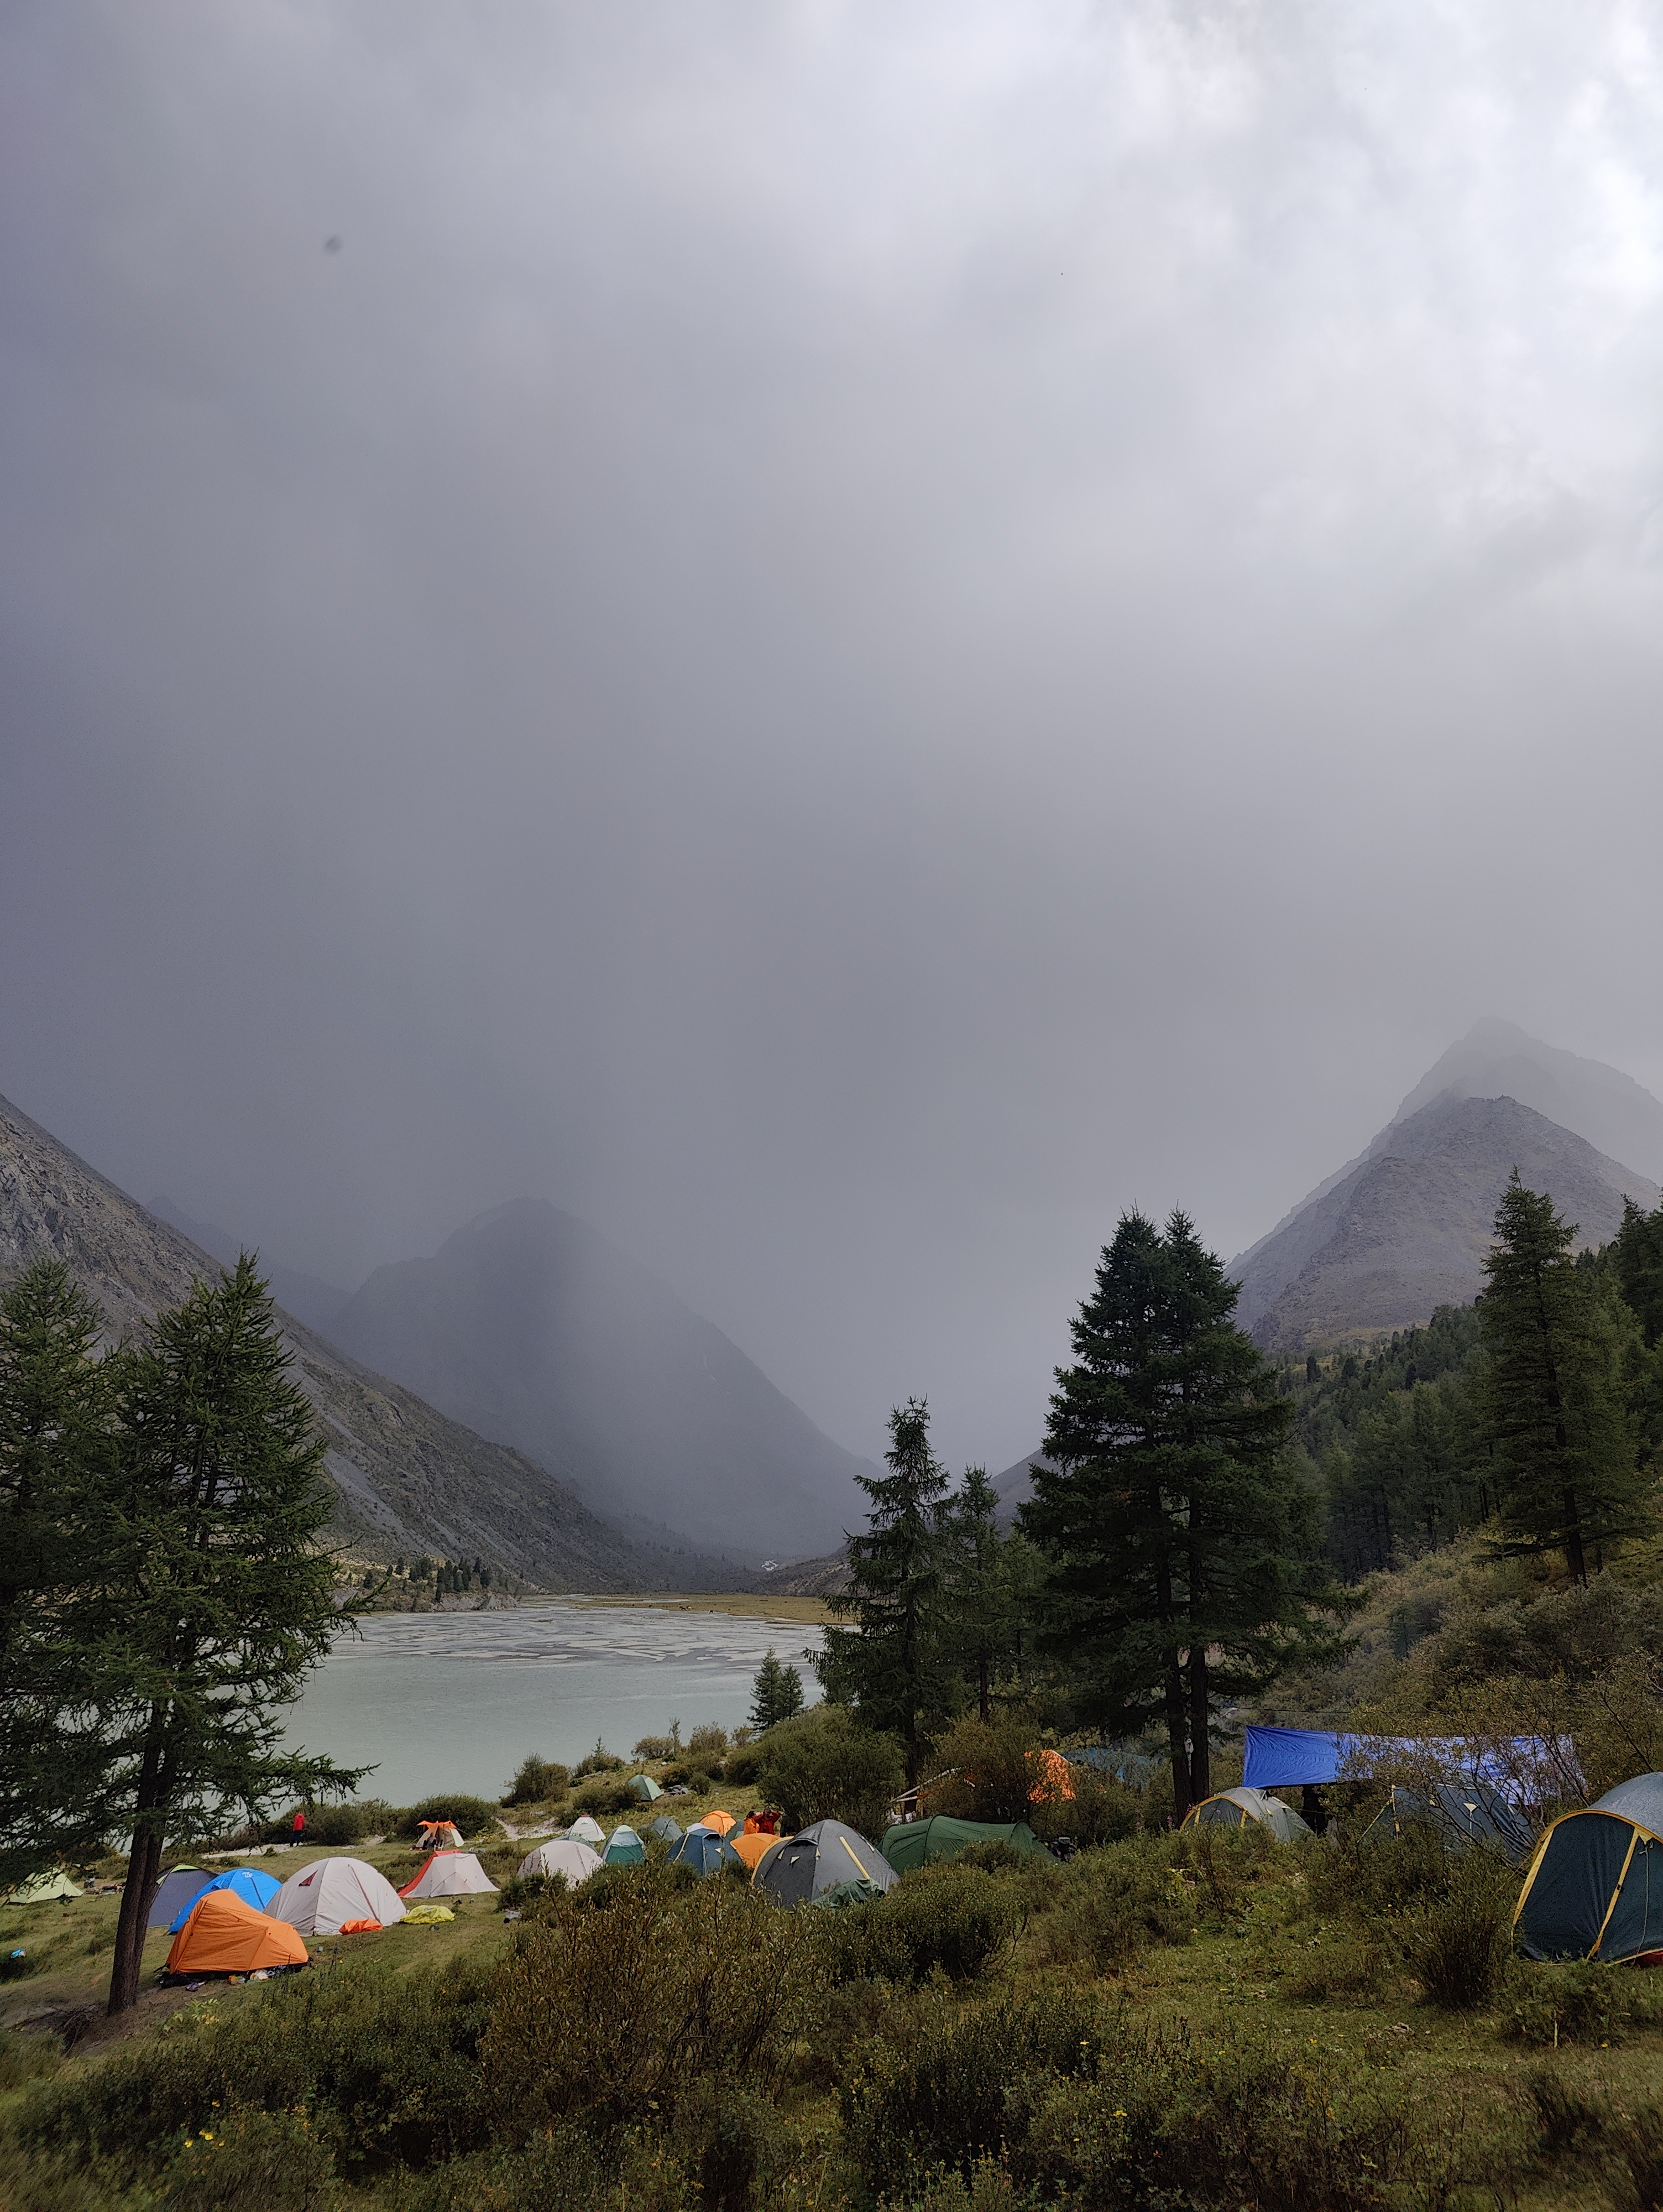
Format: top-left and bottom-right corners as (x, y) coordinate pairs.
(1387, 1019), (1663, 1181)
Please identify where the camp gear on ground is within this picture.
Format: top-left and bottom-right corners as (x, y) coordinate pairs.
(628, 1773), (662, 1802)
(881, 1817), (1048, 1875)
(1048, 1837), (1077, 1862)
(563, 1815), (607, 1845)
(1360, 1781), (1533, 1864)
(518, 1838), (602, 1886)
(1181, 1787), (1313, 1841)
(270, 1857), (407, 1936)
(728, 1832), (781, 1875)
(398, 1850), (499, 1900)
(146, 1868), (207, 1927)
(809, 1877), (884, 1911)
(668, 1828), (747, 1877)
(646, 1816), (683, 1843)
(169, 1867), (281, 1931)
(4, 1871), (84, 1906)
(701, 1809), (736, 1836)
(1515, 1773), (1663, 1964)
(756, 1821), (897, 1907)
(417, 1820), (465, 1850)
(402, 1903), (455, 1924)
(603, 1824), (646, 1865)
(165, 1890), (308, 1979)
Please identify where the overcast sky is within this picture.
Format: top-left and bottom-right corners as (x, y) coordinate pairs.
(4, 0), (1663, 1473)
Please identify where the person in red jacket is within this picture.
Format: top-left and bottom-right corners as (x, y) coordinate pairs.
(292, 1809), (307, 1839)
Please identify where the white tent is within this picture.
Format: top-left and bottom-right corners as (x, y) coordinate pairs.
(519, 1838), (602, 1886)
(270, 1856), (407, 1934)
(398, 1850), (499, 1900)
(563, 1815), (606, 1845)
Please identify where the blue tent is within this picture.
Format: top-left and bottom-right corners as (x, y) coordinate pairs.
(667, 1828), (746, 1878)
(1515, 1773), (1663, 1964)
(147, 1867), (208, 1929)
(167, 1866), (281, 1932)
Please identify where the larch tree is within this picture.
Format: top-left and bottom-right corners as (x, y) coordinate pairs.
(1479, 1174), (1653, 1584)
(749, 1648), (806, 1733)
(939, 1465), (1019, 1726)
(1022, 1210), (1342, 1822)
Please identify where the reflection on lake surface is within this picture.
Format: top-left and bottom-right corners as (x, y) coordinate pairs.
(284, 1603), (822, 1806)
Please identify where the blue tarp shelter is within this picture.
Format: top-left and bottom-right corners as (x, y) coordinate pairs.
(168, 1866), (281, 1932)
(1243, 1726), (1554, 1799)
(1515, 1773), (1663, 1964)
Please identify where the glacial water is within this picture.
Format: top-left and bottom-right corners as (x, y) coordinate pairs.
(283, 1602), (822, 1807)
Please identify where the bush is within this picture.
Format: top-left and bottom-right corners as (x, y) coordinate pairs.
(390, 1795), (504, 1841)
(153, 2105), (337, 2211)
(1505, 1960), (1647, 2046)
(924, 1719), (1043, 1826)
(1169, 1820), (1269, 1919)
(632, 1734), (678, 1761)
(1403, 1848), (1516, 2008)
(1027, 1837), (1193, 1973)
(264, 1798), (393, 1846)
(0, 2028), (62, 2093)
(756, 1708), (903, 1840)
(723, 1740), (765, 1788)
(820, 1866), (1018, 1987)
(501, 1756), (568, 1807)
(1040, 1767), (1142, 1848)
(572, 1743), (624, 1780)
(687, 1723), (729, 1759)
(569, 1773), (640, 1819)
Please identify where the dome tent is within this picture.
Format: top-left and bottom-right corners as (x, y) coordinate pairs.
(165, 1890), (308, 1979)
(603, 1824), (646, 1866)
(169, 1867), (281, 1931)
(271, 1857), (407, 1936)
(147, 1869), (207, 1927)
(881, 1817), (1049, 1875)
(398, 1851), (499, 1900)
(1180, 1788), (1313, 1843)
(728, 1833), (781, 1875)
(1361, 1781), (1533, 1865)
(1515, 1773), (1663, 1964)
(4, 1870), (83, 1906)
(646, 1816), (683, 1843)
(756, 1822), (897, 1907)
(668, 1828), (747, 1877)
(518, 1838), (601, 1887)
(629, 1773), (662, 1803)
(563, 1815), (607, 1846)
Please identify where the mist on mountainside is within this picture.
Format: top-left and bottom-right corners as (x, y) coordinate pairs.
(148, 1196), (353, 1338)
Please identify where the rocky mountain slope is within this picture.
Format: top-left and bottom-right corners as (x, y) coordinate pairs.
(326, 1198), (876, 1561)
(0, 1092), (754, 1591)
(1231, 1091), (1657, 1352)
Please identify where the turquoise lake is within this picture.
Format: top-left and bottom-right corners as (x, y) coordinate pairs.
(283, 1603), (822, 1806)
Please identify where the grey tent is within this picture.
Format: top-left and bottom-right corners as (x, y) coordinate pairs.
(667, 1828), (746, 1878)
(1181, 1787), (1313, 1842)
(646, 1816), (683, 1844)
(147, 1867), (209, 1928)
(1361, 1781), (1533, 1864)
(755, 1821), (897, 1907)
(1515, 1773), (1663, 1964)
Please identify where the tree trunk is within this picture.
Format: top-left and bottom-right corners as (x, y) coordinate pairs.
(1188, 1645), (1211, 1807)
(107, 1823), (163, 2014)
(1562, 1489), (1587, 1586)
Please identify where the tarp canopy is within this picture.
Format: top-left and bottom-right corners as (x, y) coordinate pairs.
(756, 1822), (897, 1907)
(1243, 1726), (1556, 1798)
(147, 1868), (208, 1927)
(271, 1857), (407, 1936)
(166, 1890), (308, 1978)
(603, 1825), (646, 1865)
(668, 1829), (747, 1877)
(563, 1815), (607, 1845)
(169, 1867), (281, 1931)
(518, 1839), (601, 1887)
(398, 1851), (499, 1900)
(5, 1870), (83, 1905)
(1360, 1782), (1534, 1864)
(881, 1818), (1048, 1875)
(629, 1773), (662, 1802)
(1515, 1773), (1663, 1964)
(1182, 1787), (1313, 1842)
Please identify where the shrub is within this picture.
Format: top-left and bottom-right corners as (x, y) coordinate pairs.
(820, 1866), (1018, 1987)
(1039, 1767), (1141, 1848)
(687, 1723), (729, 1759)
(1505, 1960), (1643, 2046)
(1403, 1849), (1515, 2008)
(0, 2028), (62, 2093)
(501, 1756), (568, 1807)
(1169, 1820), (1269, 1919)
(924, 1719), (1042, 1826)
(569, 1773), (641, 1819)
(153, 2104), (337, 2211)
(390, 1795), (503, 1841)
(723, 1740), (765, 1788)
(263, 1798), (393, 1846)
(756, 1708), (903, 1840)
(1026, 1837), (1192, 1972)
(572, 1742), (624, 1779)
(632, 1734), (678, 1761)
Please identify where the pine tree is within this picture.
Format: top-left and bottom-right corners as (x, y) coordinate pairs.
(749, 1648), (806, 1732)
(0, 1263), (121, 1892)
(1023, 1210), (1342, 1820)
(1614, 1197), (1663, 1350)
(102, 1257), (363, 2013)
(1479, 1174), (1653, 1582)
(939, 1466), (1018, 1724)
(819, 1398), (957, 1786)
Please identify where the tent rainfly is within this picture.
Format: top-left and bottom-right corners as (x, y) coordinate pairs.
(756, 1822), (898, 1907)
(629, 1773), (662, 1803)
(165, 1890), (308, 1979)
(669, 1828), (747, 1877)
(4, 1870), (83, 1906)
(1361, 1782), (1533, 1864)
(701, 1809), (737, 1836)
(169, 1867), (281, 1930)
(882, 1817), (1048, 1875)
(147, 1867), (209, 1927)
(603, 1825), (646, 1865)
(270, 1857), (407, 1936)
(1180, 1788), (1314, 1842)
(398, 1851), (499, 1900)
(1515, 1773), (1663, 1964)
(563, 1815), (607, 1846)
(517, 1838), (602, 1886)
(728, 1833), (781, 1875)
(646, 1816), (683, 1843)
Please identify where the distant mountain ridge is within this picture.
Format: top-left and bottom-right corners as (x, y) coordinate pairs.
(325, 1198), (876, 1561)
(148, 1196), (353, 1337)
(0, 1091), (755, 1591)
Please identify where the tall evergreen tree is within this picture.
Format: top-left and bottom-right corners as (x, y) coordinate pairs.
(1023, 1211), (1341, 1821)
(1479, 1174), (1653, 1583)
(749, 1648), (806, 1733)
(0, 1263), (121, 1892)
(939, 1465), (1018, 1725)
(1614, 1197), (1663, 1352)
(102, 1257), (360, 2013)
(819, 1398), (956, 1786)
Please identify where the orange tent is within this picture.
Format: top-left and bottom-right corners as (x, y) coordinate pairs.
(728, 1832), (781, 1875)
(165, 1890), (308, 1977)
(701, 1809), (736, 1836)
(1028, 1749), (1075, 1804)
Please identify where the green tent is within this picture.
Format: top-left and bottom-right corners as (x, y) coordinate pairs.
(1360, 1781), (1533, 1865)
(1515, 1773), (1663, 1964)
(4, 1870), (83, 1905)
(628, 1773), (662, 1803)
(1181, 1787), (1312, 1843)
(881, 1817), (1049, 1875)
